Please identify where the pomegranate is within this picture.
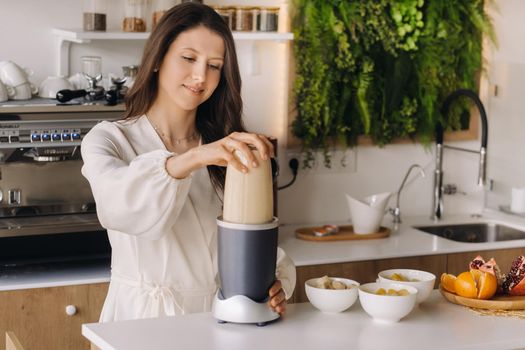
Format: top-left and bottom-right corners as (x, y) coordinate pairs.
(469, 255), (505, 291)
(502, 255), (525, 296)
(469, 255), (485, 270)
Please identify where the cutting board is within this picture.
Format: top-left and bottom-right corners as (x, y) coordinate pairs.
(439, 285), (525, 310)
(295, 225), (390, 242)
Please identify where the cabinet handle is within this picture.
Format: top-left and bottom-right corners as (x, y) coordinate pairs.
(65, 305), (77, 316)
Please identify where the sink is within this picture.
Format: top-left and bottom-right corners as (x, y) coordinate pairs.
(413, 223), (525, 243)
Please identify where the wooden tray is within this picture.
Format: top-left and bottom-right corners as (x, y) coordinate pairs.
(295, 225), (390, 242)
(439, 285), (525, 310)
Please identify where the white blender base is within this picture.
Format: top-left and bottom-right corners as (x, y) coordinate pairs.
(212, 293), (280, 326)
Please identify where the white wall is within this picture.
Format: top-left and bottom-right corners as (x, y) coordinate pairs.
(1, 0), (523, 225)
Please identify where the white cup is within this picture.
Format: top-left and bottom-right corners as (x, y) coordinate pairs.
(346, 192), (392, 234)
(38, 76), (74, 99)
(0, 60), (32, 87)
(0, 80), (15, 102)
(11, 82), (37, 100)
(511, 187), (525, 213)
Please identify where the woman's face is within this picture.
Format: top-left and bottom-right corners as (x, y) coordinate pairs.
(157, 25), (225, 112)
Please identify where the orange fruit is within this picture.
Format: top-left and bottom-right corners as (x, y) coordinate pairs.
(440, 273), (457, 293)
(454, 269), (498, 300)
(473, 269), (497, 300)
(455, 271), (478, 298)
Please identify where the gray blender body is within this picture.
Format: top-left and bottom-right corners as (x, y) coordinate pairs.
(217, 218), (278, 302)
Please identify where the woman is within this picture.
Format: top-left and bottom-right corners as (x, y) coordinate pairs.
(81, 2), (296, 322)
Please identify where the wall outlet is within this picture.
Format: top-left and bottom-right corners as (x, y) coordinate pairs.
(284, 148), (357, 174)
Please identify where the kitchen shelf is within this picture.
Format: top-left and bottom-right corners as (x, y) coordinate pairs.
(52, 28), (294, 76)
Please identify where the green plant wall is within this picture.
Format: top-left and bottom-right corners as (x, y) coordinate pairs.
(291, 0), (495, 168)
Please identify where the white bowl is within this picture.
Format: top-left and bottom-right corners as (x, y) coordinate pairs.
(346, 192), (391, 234)
(305, 277), (360, 313)
(39, 76), (73, 99)
(358, 282), (417, 323)
(377, 269), (436, 304)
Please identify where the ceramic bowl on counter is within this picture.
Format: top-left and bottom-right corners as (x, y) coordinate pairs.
(305, 276), (360, 313)
(358, 282), (417, 323)
(377, 269), (436, 304)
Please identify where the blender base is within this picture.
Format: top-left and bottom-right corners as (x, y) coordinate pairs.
(212, 292), (280, 326)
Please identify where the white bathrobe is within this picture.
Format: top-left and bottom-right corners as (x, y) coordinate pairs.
(81, 116), (296, 322)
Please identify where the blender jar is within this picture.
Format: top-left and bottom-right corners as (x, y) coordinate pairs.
(123, 0), (148, 32)
(83, 0), (107, 31)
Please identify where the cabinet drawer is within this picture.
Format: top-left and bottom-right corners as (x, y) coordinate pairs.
(0, 283), (108, 350)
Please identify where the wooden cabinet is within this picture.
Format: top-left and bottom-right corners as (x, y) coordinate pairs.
(0, 283), (108, 350)
(446, 247), (525, 275)
(291, 247), (525, 303)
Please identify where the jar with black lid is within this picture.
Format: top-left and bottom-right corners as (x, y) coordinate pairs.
(83, 0), (107, 31)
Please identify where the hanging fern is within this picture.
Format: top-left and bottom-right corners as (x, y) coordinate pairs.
(292, 0), (495, 167)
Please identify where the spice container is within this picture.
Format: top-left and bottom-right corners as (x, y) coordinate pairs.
(152, 0), (177, 28)
(213, 6), (234, 30)
(83, 0), (107, 31)
(234, 6), (257, 32)
(258, 7), (279, 32)
(123, 0), (148, 32)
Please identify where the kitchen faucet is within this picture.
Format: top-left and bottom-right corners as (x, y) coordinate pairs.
(390, 164), (426, 223)
(432, 89), (488, 220)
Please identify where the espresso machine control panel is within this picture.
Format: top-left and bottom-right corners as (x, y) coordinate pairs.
(0, 119), (94, 149)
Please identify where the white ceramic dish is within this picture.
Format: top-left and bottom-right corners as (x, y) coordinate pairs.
(39, 76), (73, 99)
(346, 192), (391, 234)
(305, 277), (360, 313)
(358, 282), (417, 323)
(377, 269), (436, 304)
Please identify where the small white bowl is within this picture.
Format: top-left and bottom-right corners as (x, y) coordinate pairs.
(358, 282), (417, 323)
(377, 269), (436, 304)
(346, 192), (391, 234)
(305, 277), (360, 313)
(38, 76), (73, 99)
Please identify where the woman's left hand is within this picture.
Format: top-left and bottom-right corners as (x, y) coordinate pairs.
(268, 280), (286, 315)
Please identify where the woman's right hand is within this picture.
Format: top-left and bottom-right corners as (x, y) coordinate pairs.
(166, 132), (274, 179)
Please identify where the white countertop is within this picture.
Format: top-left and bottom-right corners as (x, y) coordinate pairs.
(0, 261), (110, 291)
(3, 210), (525, 291)
(279, 209), (525, 266)
(82, 290), (525, 350)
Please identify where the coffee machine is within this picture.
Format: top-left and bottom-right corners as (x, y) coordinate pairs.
(212, 149), (280, 326)
(0, 101), (121, 267)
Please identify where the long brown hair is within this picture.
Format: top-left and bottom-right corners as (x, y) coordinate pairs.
(123, 2), (245, 193)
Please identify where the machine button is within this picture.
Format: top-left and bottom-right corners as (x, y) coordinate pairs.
(0, 136), (9, 142)
(52, 134), (61, 141)
(9, 136), (19, 143)
(72, 133), (81, 140)
(31, 134), (41, 142)
(42, 134), (51, 141)
(62, 133), (71, 140)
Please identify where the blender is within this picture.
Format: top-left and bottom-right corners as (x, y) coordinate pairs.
(212, 148), (280, 326)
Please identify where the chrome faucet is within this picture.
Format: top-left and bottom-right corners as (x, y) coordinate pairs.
(432, 89), (488, 220)
(390, 164), (426, 223)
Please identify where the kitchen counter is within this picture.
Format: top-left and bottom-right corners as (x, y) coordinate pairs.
(82, 290), (525, 350)
(279, 209), (525, 266)
(3, 210), (525, 291)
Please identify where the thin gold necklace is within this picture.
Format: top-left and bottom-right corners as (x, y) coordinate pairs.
(147, 116), (198, 145)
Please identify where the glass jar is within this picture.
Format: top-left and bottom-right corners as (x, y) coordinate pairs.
(258, 7), (279, 32)
(123, 0), (148, 32)
(213, 6), (234, 30)
(152, 0), (177, 28)
(234, 6), (257, 32)
(83, 0), (107, 31)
